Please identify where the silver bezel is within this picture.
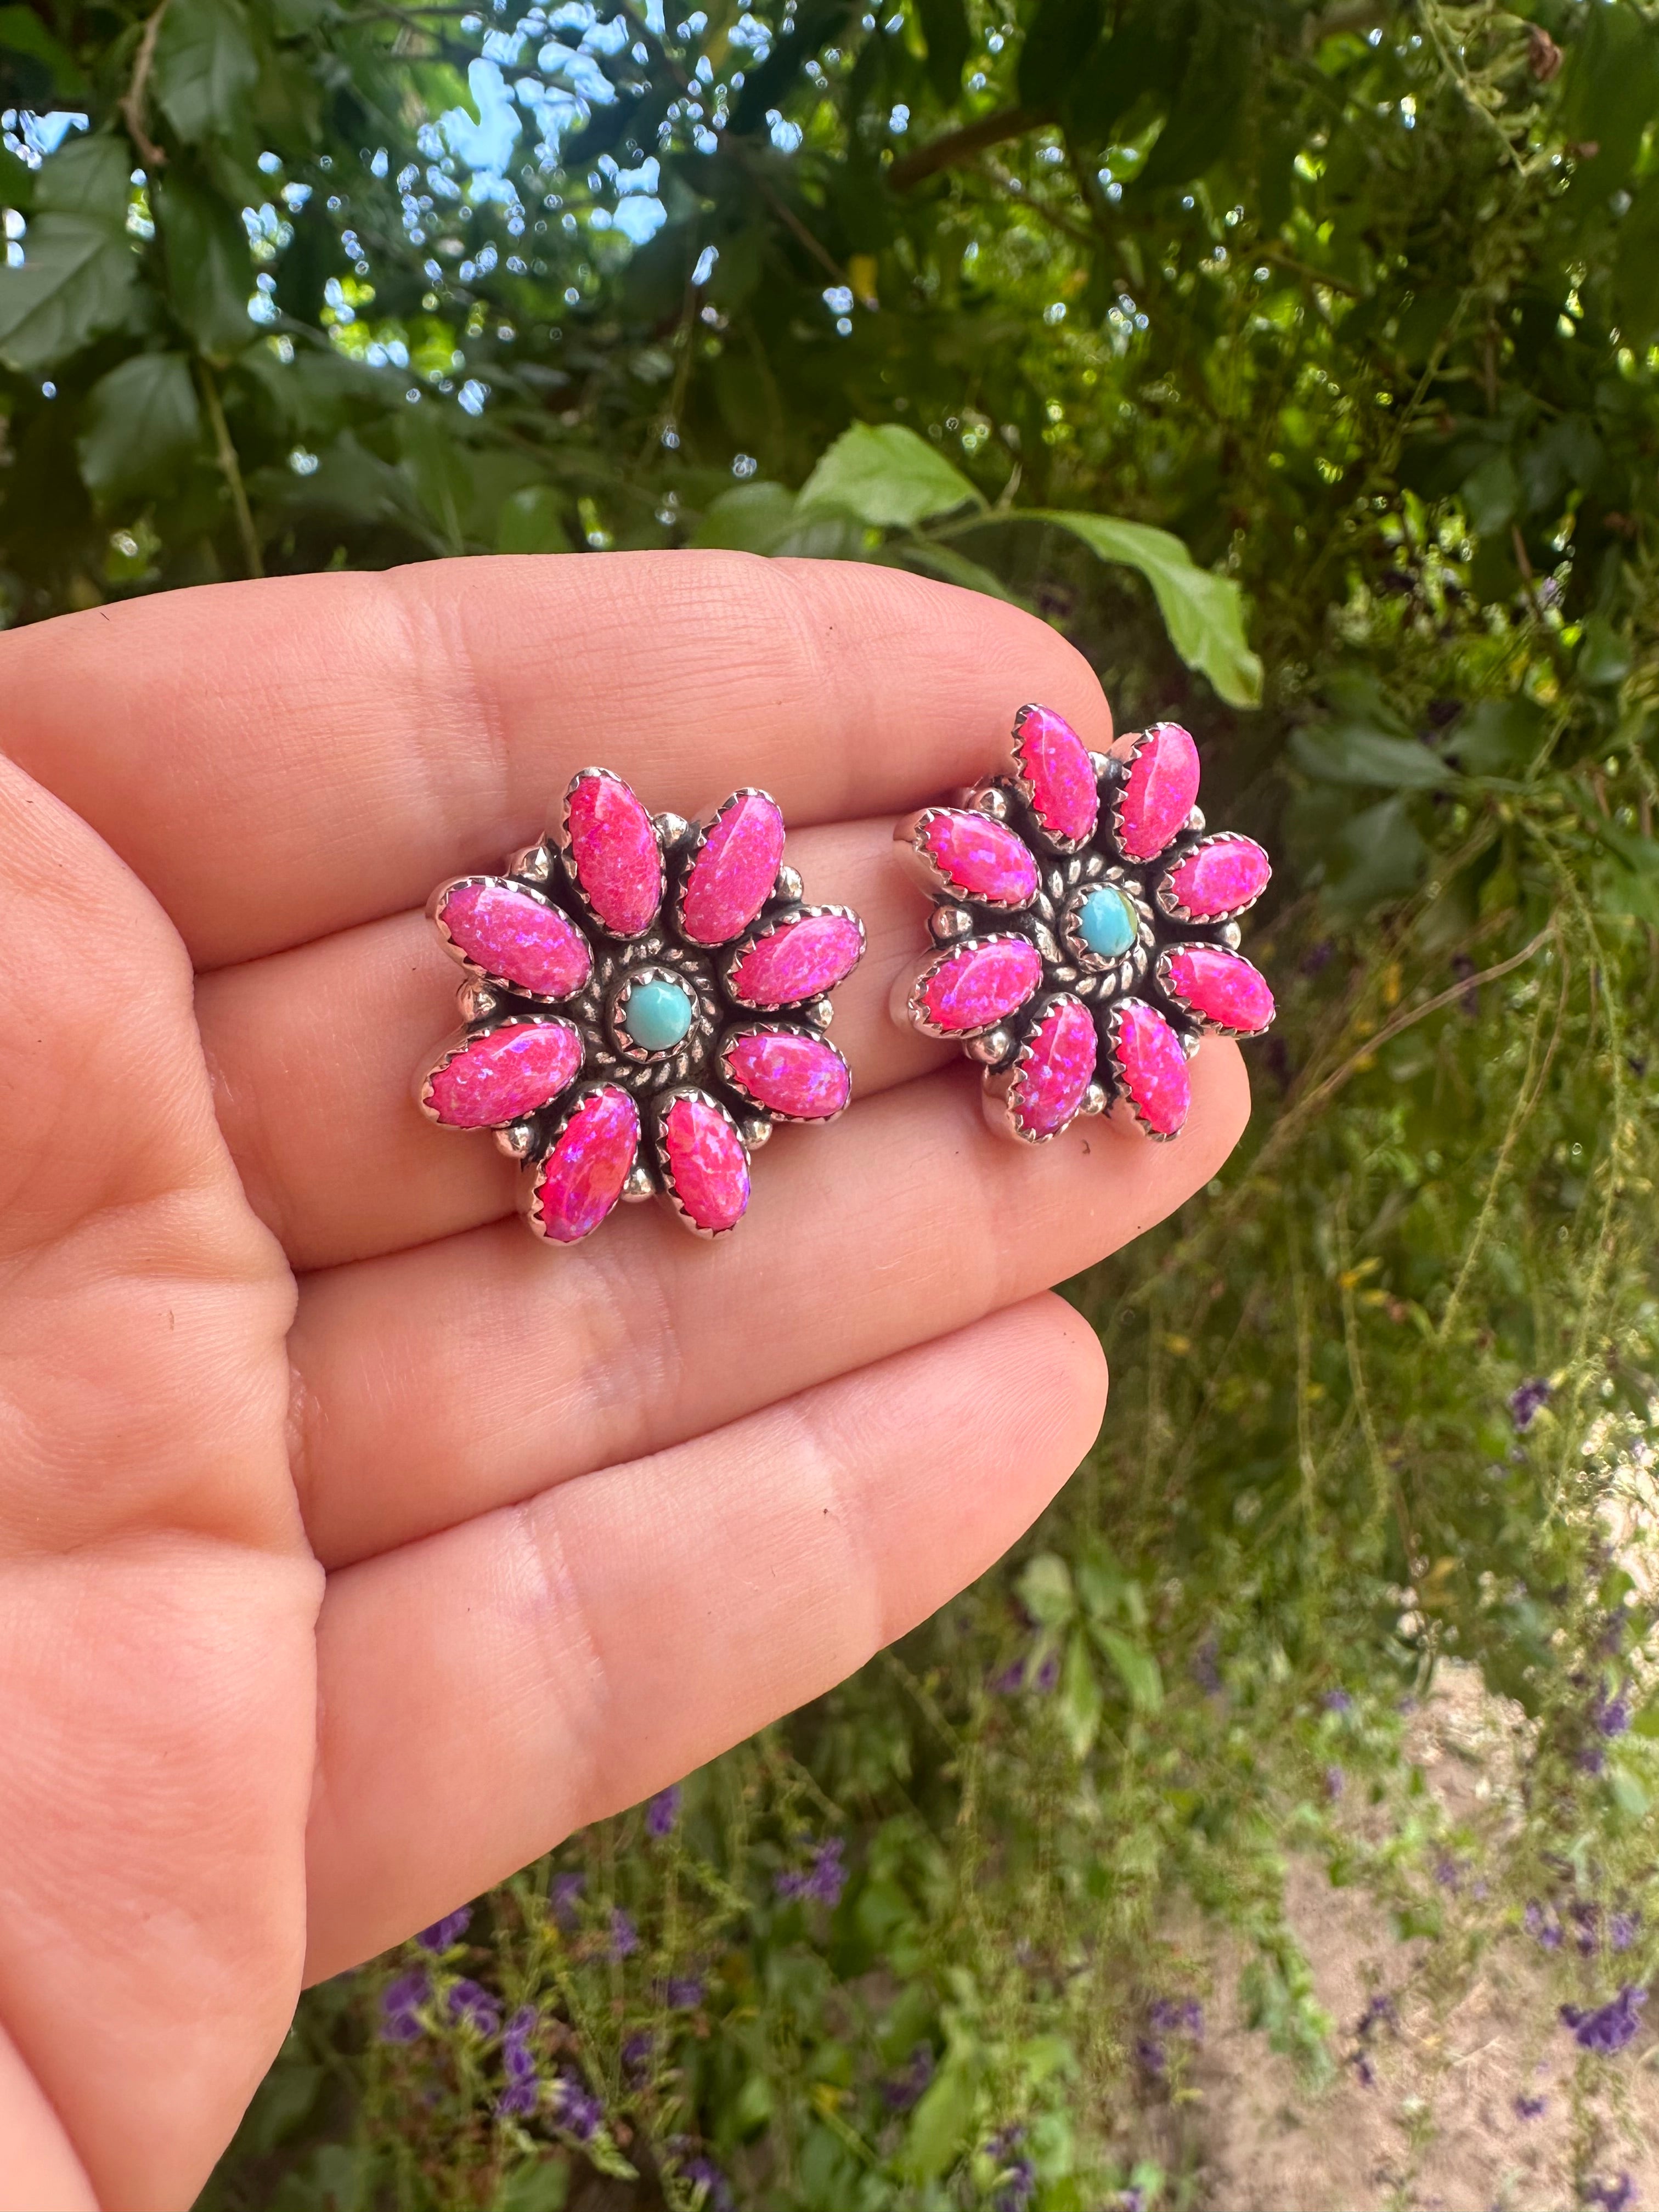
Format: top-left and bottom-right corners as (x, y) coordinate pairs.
(651, 1085), (751, 1239)
(1098, 996), (1184, 1143)
(1153, 946), (1272, 1039)
(520, 1082), (644, 1242)
(891, 805), (1040, 912)
(979, 991), (1103, 1146)
(717, 1024), (853, 1125)
(427, 874), (594, 1006)
(1153, 833), (1272, 926)
(550, 765), (667, 943)
(898, 929), (1044, 1042)
(1006, 702), (1099, 855)
(673, 786), (786, 947)
(414, 1011), (584, 1128)
(721, 902), (867, 1012)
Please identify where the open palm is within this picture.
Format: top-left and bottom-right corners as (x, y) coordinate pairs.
(0, 556), (1248, 2210)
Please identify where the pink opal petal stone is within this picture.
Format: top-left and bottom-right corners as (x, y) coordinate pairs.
(729, 910), (864, 1007)
(724, 1029), (851, 1121)
(532, 1087), (640, 1243)
(917, 809), (1040, 907)
(1166, 835), (1271, 921)
(1118, 721), (1200, 861)
(1011, 997), (1098, 1138)
(918, 934), (1043, 1033)
(437, 881), (592, 998)
(1111, 1000), (1192, 1137)
(1163, 945), (1274, 1035)
(681, 792), (787, 945)
(662, 1094), (751, 1232)
(427, 1020), (582, 1127)
(566, 772), (663, 936)
(1013, 705), (1099, 844)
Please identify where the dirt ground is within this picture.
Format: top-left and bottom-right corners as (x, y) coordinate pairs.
(1188, 1666), (1659, 2211)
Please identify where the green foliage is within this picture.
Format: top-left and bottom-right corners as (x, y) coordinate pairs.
(8, 0), (1659, 2203)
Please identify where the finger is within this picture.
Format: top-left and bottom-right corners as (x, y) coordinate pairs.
(199, 816), (952, 1271)
(303, 1293), (1106, 1975)
(0, 2022), (97, 2212)
(291, 1043), (1248, 1569)
(1, 556), (1111, 967)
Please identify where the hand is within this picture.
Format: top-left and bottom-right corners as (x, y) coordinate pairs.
(0, 556), (1248, 2209)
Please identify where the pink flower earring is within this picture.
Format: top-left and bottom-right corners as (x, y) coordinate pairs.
(417, 771), (865, 1242)
(892, 706), (1274, 1143)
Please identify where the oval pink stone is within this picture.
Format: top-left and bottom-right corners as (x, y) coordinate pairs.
(1013, 704), (1098, 844)
(1163, 945), (1274, 1036)
(681, 792), (786, 945)
(427, 1020), (582, 1127)
(566, 771), (662, 936)
(724, 1030), (851, 1121)
(1118, 721), (1200, 861)
(1166, 835), (1271, 922)
(917, 809), (1040, 907)
(662, 1094), (750, 1232)
(532, 1087), (640, 1243)
(436, 880), (592, 999)
(1011, 997), (1098, 1138)
(729, 910), (865, 1007)
(1111, 1000), (1191, 1137)
(918, 934), (1043, 1033)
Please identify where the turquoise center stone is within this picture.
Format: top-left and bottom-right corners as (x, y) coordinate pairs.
(624, 975), (695, 1050)
(1076, 885), (1137, 959)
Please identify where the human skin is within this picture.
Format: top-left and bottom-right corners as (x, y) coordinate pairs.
(0, 555), (1249, 2209)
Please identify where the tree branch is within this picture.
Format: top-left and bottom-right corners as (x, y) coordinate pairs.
(888, 104), (1048, 192)
(120, 0), (172, 171)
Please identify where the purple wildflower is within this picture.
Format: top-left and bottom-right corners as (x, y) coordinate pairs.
(990, 1657), (1028, 1695)
(416, 1905), (472, 1952)
(551, 2070), (603, 2143)
(646, 1785), (682, 1837)
(1515, 2091), (1547, 2119)
(1300, 939), (1336, 977)
(608, 1909), (639, 1961)
(1191, 1636), (1221, 1694)
(1135, 2036), (1166, 2076)
(1595, 1692), (1632, 1739)
(1148, 1996), (1204, 2042)
(775, 1836), (847, 1908)
(448, 1979), (503, 2036)
(881, 2044), (934, 2111)
(379, 1968), (428, 2045)
(1584, 2179), (1637, 2212)
(995, 2156), (1036, 2211)
(666, 1976), (704, 2010)
(1510, 1377), (1552, 1431)
(1321, 1689), (1353, 1713)
(496, 2080), (538, 2117)
(1352, 2050), (1376, 2087)
(550, 1871), (585, 1927)
(621, 2030), (654, 2077)
(1561, 1986), (1647, 2055)
(1435, 1854), (1462, 1891)
(1118, 2192), (1147, 2212)
(1325, 1764), (1345, 1801)
(1032, 1650), (1060, 1694)
(682, 2154), (735, 2211)
(496, 2004), (542, 2113)
(1612, 1911), (1639, 1952)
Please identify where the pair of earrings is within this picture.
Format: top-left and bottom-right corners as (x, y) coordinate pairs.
(414, 705), (1274, 1244)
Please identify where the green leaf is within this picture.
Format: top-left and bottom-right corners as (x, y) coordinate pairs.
(1028, 510), (1262, 707)
(899, 2055), (980, 2180)
(1446, 698), (1544, 777)
(1560, 0), (1659, 189)
(496, 484), (573, 555)
(1323, 793), (1430, 917)
(1136, 9), (1246, 190)
(1069, 0), (1195, 145)
(35, 132), (131, 219)
(1018, 0), (1104, 111)
(913, 0), (969, 104)
(1289, 725), (1450, 791)
(727, 0), (856, 136)
(0, 5), (88, 98)
(1461, 452), (1518, 537)
(889, 539), (1024, 605)
(495, 2159), (571, 2212)
(1092, 1624), (1164, 1712)
(77, 352), (204, 501)
(1017, 1551), (1075, 1628)
(692, 480), (800, 552)
(0, 211), (137, 371)
(1578, 613), (1633, 689)
(1060, 1628), (1104, 1754)
(156, 172), (255, 359)
(155, 0), (261, 144)
(798, 423), (982, 529)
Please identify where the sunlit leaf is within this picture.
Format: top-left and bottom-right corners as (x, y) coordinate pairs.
(1029, 509), (1263, 707)
(155, 0), (261, 144)
(0, 212), (136, 372)
(798, 423), (983, 530)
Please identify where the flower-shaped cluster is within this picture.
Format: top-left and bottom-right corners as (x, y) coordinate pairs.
(417, 768), (865, 1242)
(893, 705), (1274, 1142)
